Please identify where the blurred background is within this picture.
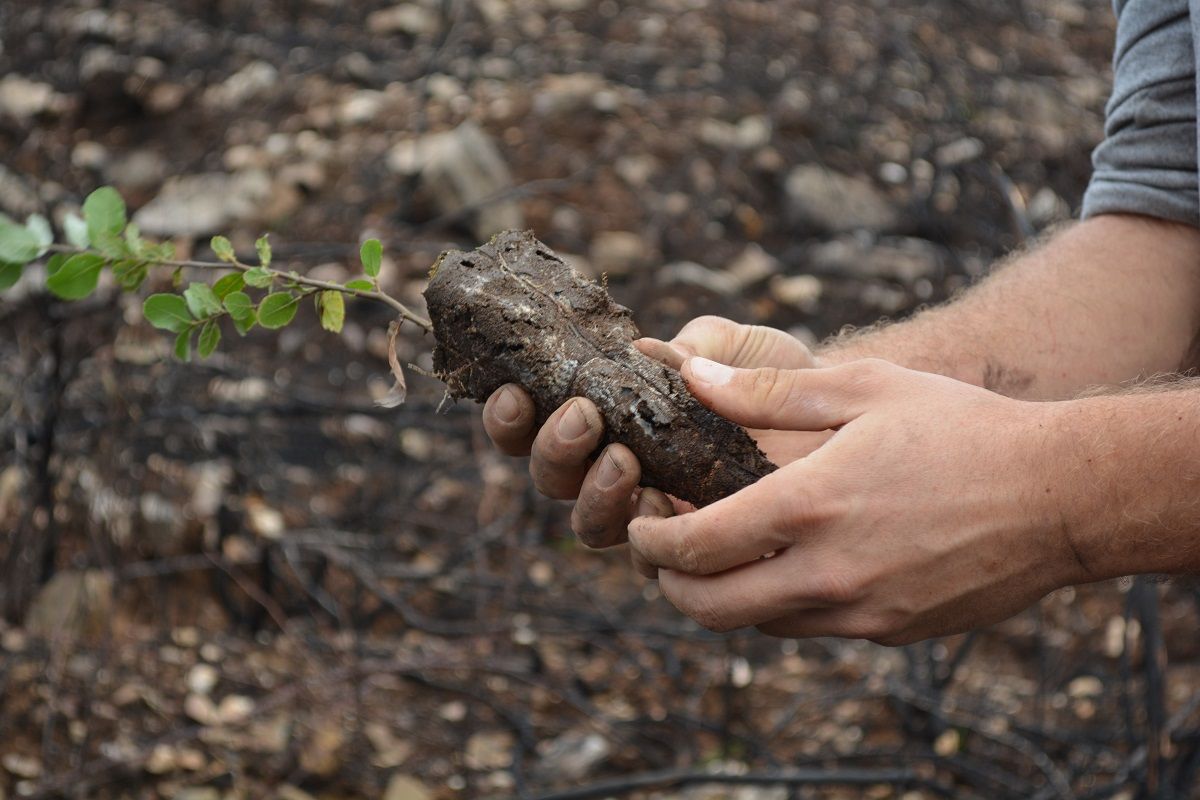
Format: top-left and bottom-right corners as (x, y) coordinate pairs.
(1, 0), (1198, 798)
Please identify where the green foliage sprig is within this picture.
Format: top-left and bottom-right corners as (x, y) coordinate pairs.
(0, 187), (432, 370)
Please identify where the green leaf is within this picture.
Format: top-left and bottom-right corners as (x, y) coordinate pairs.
(82, 187), (126, 245)
(360, 238), (382, 278)
(344, 279), (374, 291)
(112, 259), (148, 291)
(255, 234), (272, 268)
(123, 223), (146, 258)
(92, 230), (128, 260)
(64, 213), (89, 249)
(0, 262), (21, 291)
(25, 214), (52, 255)
(143, 294), (194, 333)
(197, 320), (221, 358)
(174, 328), (194, 362)
(317, 290), (345, 333)
(257, 292), (299, 329)
(184, 282), (223, 318)
(46, 253), (105, 300)
(211, 235), (235, 263)
(244, 267), (273, 288)
(45, 253), (66, 278)
(225, 292), (256, 335)
(212, 272), (245, 299)
(0, 214), (41, 264)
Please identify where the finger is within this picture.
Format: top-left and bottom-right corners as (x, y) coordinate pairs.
(657, 549), (826, 632)
(627, 470), (807, 575)
(670, 316), (818, 369)
(571, 444), (642, 548)
(529, 398), (604, 499)
(482, 384), (538, 456)
(756, 608), (900, 644)
(681, 357), (897, 431)
(630, 488), (673, 579)
(635, 337), (689, 371)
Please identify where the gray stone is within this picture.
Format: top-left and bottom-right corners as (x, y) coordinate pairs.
(657, 261), (739, 295)
(809, 235), (941, 284)
(588, 231), (652, 277)
(785, 165), (898, 233)
(368, 4), (441, 36)
(25, 570), (114, 641)
(534, 729), (612, 783)
(0, 166), (41, 217)
(204, 61), (279, 109)
(134, 170), (275, 237)
(106, 150), (168, 190)
(387, 122), (523, 239)
(0, 74), (68, 123)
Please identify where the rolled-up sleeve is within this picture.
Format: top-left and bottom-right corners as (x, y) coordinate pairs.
(1082, 1), (1198, 226)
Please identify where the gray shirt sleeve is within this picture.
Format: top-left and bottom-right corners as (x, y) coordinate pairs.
(1081, 0), (1199, 226)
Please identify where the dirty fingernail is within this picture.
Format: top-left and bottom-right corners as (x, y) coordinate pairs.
(595, 450), (623, 489)
(689, 357), (734, 386)
(494, 386), (520, 422)
(635, 489), (671, 518)
(558, 400), (591, 440)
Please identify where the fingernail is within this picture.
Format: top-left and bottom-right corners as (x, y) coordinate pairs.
(494, 386), (520, 422)
(595, 450), (623, 489)
(689, 357), (734, 386)
(558, 400), (591, 440)
(635, 490), (671, 518)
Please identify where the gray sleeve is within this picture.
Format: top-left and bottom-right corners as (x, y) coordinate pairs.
(1081, 0), (1198, 226)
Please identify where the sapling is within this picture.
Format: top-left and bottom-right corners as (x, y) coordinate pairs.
(0, 187), (775, 507)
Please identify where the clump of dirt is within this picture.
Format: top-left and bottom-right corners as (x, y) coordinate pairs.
(424, 230), (776, 507)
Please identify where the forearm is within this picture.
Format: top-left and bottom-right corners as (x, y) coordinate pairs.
(1050, 383), (1200, 578)
(819, 214), (1200, 399)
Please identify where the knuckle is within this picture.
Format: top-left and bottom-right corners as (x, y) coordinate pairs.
(672, 530), (707, 574)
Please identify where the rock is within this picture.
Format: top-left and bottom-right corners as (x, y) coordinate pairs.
(300, 720), (346, 777)
(368, 4), (441, 36)
(726, 243), (780, 288)
(25, 570), (114, 641)
(71, 141), (110, 171)
(172, 789), (219, 800)
(384, 775), (433, 800)
(0, 75), (69, 123)
(808, 236), (941, 284)
(785, 165), (898, 233)
(365, 722), (414, 768)
(338, 90), (386, 126)
(934, 137), (984, 167)
(465, 730), (514, 770)
(106, 150), (168, 191)
(187, 664), (219, 696)
(1, 754), (41, 779)
(1067, 675), (1103, 698)
(769, 274), (822, 312)
(699, 115), (771, 151)
(588, 231), (651, 277)
(387, 122), (523, 239)
(533, 729), (611, 783)
(1027, 186), (1069, 227)
(133, 170), (276, 237)
(533, 73), (609, 116)
(0, 166), (41, 217)
(204, 61), (279, 109)
(657, 262), (738, 295)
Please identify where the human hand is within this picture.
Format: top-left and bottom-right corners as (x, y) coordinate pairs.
(628, 357), (1091, 645)
(480, 316), (827, 551)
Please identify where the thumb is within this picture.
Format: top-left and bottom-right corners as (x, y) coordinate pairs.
(681, 357), (887, 430)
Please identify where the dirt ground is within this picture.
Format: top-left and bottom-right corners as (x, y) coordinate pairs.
(1, 0), (1198, 798)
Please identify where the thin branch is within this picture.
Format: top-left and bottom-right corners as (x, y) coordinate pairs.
(47, 244), (433, 332)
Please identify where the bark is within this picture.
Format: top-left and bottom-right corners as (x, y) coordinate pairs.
(423, 230), (777, 508)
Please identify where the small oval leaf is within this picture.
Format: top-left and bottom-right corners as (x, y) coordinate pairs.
(83, 187), (126, 243)
(244, 267), (273, 288)
(184, 282), (223, 318)
(257, 292), (299, 329)
(255, 234), (272, 268)
(318, 290), (345, 333)
(143, 294), (194, 333)
(211, 235), (235, 263)
(46, 253), (105, 300)
(197, 320), (221, 358)
(360, 238), (382, 278)
(0, 262), (22, 291)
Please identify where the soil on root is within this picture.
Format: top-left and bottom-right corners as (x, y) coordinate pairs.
(424, 230), (777, 508)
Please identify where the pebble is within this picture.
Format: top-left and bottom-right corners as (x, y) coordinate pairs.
(589, 231), (651, 277)
(785, 165), (898, 233)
